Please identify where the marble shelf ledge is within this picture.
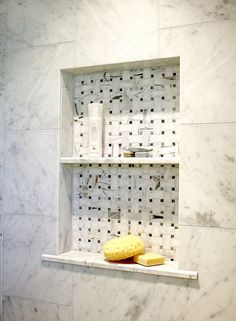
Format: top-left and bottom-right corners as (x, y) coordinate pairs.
(60, 157), (179, 165)
(42, 251), (197, 279)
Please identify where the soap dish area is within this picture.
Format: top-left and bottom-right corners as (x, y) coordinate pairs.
(42, 251), (198, 280)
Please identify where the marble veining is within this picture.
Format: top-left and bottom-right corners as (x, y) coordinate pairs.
(58, 165), (72, 254)
(60, 73), (74, 157)
(6, 43), (75, 131)
(0, 13), (6, 51)
(3, 296), (72, 321)
(180, 123), (236, 228)
(76, 0), (159, 66)
(72, 266), (157, 321)
(7, 0), (75, 50)
(0, 0), (7, 14)
(156, 226), (236, 321)
(4, 130), (59, 216)
(0, 159), (3, 208)
(4, 214), (72, 305)
(160, 20), (236, 124)
(0, 50), (5, 158)
(160, 0), (236, 28)
(0, 14), (6, 118)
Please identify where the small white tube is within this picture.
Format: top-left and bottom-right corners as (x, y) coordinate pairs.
(88, 103), (103, 158)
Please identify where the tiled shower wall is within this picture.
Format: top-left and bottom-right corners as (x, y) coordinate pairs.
(2, 1), (236, 321)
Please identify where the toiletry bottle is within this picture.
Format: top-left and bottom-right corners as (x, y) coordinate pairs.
(88, 103), (103, 158)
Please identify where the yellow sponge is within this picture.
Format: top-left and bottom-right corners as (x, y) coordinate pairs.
(103, 235), (144, 261)
(133, 252), (165, 266)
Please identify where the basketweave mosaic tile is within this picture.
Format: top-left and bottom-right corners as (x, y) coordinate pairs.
(74, 65), (179, 158)
(72, 64), (179, 260)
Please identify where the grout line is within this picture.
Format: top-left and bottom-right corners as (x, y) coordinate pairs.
(3, 212), (58, 218)
(5, 122), (236, 133)
(6, 40), (75, 54)
(159, 17), (236, 30)
(5, 128), (60, 133)
(2, 294), (73, 309)
(180, 121), (236, 126)
(156, 277), (159, 321)
(179, 224), (236, 231)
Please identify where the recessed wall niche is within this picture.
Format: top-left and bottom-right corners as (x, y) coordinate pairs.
(59, 57), (180, 261)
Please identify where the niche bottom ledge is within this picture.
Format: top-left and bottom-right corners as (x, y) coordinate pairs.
(42, 251), (198, 280)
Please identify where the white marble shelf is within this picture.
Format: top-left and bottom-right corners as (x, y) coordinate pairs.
(60, 157), (179, 165)
(42, 251), (198, 279)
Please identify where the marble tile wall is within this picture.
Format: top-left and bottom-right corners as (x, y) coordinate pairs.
(76, 0), (159, 66)
(157, 2), (236, 321)
(72, 267), (157, 321)
(2, 1), (76, 320)
(7, 0), (76, 51)
(1, 0), (236, 320)
(3, 296), (72, 321)
(0, 4), (7, 320)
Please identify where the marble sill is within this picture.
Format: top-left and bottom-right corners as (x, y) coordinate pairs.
(60, 157), (179, 165)
(42, 251), (198, 280)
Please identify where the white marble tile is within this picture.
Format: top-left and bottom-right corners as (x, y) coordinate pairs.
(3, 296), (72, 321)
(7, 0), (75, 50)
(156, 226), (236, 321)
(4, 130), (58, 216)
(0, 158), (3, 209)
(58, 166), (72, 254)
(0, 13), (6, 50)
(0, 14), (6, 123)
(0, 111), (4, 158)
(6, 43), (75, 131)
(0, 52), (5, 161)
(179, 123), (236, 228)
(72, 266), (157, 321)
(0, 0), (7, 14)
(59, 73), (74, 252)
(0, 50), (5, 159)
(160, 20), (236, 123)
(76, 0), (159, 66)
(60, 72), (74, 157)
(160, 0), (236, 28)
(0, 50), (5, 100)
(0, 27), (6, 158)
(43, 251), (197, 279)
(3, 214), (71, 305)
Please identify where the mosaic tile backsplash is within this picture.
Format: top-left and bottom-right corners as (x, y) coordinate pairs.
(72, 65), (179, 260)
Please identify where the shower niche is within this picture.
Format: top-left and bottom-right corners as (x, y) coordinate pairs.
(43, 57), (197, 279)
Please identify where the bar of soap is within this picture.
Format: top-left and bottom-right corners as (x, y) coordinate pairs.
(133, 252), (165, 266)
(103, 235), (144, 261)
